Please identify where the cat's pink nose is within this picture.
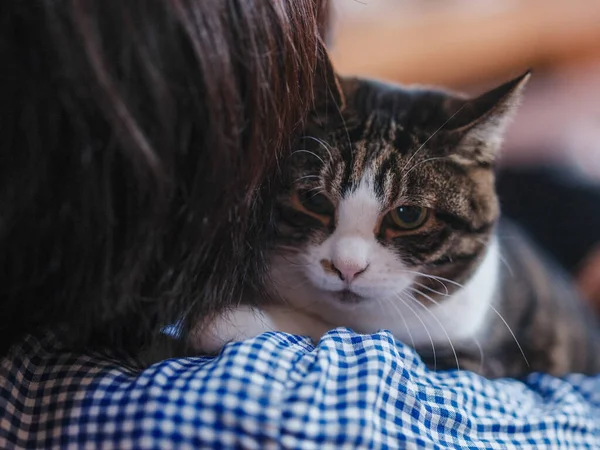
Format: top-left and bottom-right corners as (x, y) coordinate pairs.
(332, 259), (368, 283)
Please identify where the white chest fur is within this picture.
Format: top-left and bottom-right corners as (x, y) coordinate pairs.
(389, 239), (500, 347)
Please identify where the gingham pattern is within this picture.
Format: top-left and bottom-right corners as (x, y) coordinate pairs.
(1, 329), (599, 449)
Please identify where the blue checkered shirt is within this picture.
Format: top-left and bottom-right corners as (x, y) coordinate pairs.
(1, 329), (599, 449)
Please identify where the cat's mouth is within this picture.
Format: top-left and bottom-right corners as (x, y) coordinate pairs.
(331, 289), (365, 305)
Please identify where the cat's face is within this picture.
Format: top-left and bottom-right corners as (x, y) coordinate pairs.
(266, 74), (527, 335)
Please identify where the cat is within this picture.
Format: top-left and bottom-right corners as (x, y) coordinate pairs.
(191, 69), (600, 378)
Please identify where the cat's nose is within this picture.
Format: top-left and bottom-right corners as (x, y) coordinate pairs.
(329, 236), (370, 283)
(332, 259), (368, 283)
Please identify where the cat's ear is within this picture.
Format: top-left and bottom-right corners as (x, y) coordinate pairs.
(310, 46), (346, 125)
(447, 71), (530, 165)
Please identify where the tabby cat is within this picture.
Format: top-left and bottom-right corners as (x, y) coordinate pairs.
(193, 69), (600, 378)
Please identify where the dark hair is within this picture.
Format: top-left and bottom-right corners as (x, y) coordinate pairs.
(0, 0), (331, 356)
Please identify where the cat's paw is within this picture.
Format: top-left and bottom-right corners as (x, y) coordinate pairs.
(189, 305), (277, 355)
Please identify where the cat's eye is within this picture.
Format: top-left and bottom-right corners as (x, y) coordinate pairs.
(297, 190), (334, 216)
(387, 205), (429, 230)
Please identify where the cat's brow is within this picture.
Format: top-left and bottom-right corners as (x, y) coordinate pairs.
(369, 142), (394, 174)
(400, 103), (468, 176)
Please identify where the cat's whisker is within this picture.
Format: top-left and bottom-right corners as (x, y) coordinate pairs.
(407, 287), (442, 308)
(301, 135), (334, 164)
(409, 286), (486, 372)
(290, 149), (326, 167)
(498, 252), (514, 277)
(305, 187), (327, 196)
(293, 175), (321, 184)
(392, 293), (438, 371)
(413, 281), (449, 297)
(289, 184), (327, 197)
(280, 261), (312, 268)
(402, 270), (464, 290)
(476, 237), (514, 278)
(496, 251), (514, 277)
(472, 336), (485, 374)
(275, 243), (304, 252)
(405, 289), (461, 372)
(377, 297), (417, 351)
(276, 245), (302, 254)
(400, 103), (468, 176)
(276, 253), (311, 267)
(402, 156), (449, 181)
(286, 278), (314, 291)
(487, 303), (530, 368)
(272, 260), (306, 269)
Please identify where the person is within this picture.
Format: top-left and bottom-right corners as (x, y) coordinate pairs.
(0, 0), (331, 357)
(1, 3), (599, 448)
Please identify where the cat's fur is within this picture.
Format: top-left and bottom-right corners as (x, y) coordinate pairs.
(192, 71), (600, 378)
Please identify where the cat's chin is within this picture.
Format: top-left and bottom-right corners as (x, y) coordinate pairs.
(330, 289), (365, 305)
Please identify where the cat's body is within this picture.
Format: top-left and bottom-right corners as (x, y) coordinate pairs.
(193, 74), (600, 378)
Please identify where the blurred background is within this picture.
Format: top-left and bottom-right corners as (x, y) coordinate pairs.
(328, 0), (600, 307)
(329, 0), (600, 175)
